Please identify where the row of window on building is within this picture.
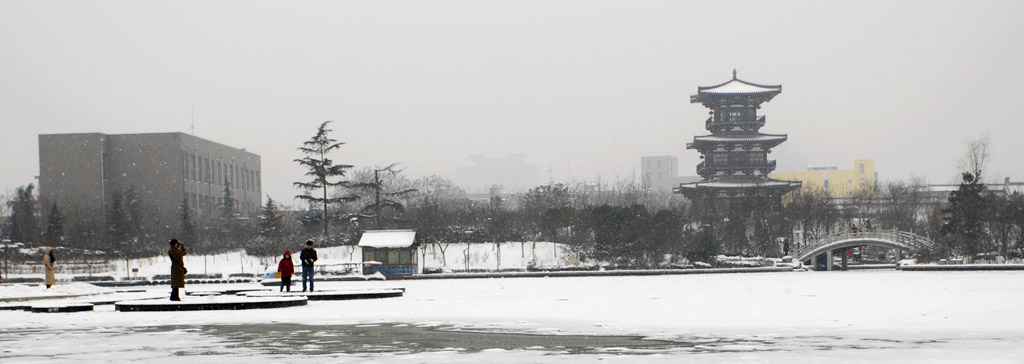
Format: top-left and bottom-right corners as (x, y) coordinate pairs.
(709, 152), (768, 167)
(715, 108), (756, 123)
(363, 248), (414, 265)
(183, 152), (260, 193)
(185, 191), (258, 214)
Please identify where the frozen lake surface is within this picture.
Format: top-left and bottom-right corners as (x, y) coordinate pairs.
(2, 270), (1023, 363)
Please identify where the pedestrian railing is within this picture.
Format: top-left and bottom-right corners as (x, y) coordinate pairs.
(798, 229), (935, 260)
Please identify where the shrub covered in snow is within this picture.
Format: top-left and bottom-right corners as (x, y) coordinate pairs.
(714, 255), (772, 268)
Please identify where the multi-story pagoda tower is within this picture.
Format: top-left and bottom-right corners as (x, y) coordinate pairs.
(675, 70), (801, 199)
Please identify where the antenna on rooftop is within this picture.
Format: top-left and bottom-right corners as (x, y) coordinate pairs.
(191, 105), (195, 135)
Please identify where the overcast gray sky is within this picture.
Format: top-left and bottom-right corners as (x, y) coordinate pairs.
(2, 1), (1022, 204)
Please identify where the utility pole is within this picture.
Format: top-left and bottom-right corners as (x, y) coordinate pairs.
(374, 168), (382, 229)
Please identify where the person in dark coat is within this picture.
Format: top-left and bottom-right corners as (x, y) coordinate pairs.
(300, 240), (318, 292)
(43, 247), (56, 289)
(169, 239), (187, 301)
(278, 250), (294, 292)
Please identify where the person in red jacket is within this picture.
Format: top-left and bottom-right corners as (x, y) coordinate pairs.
(277, 250), (295, 292)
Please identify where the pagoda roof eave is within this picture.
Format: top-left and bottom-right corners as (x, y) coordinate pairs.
(688, 133), (788, 149)
(698, 78), (782, 93)
(674, 178), (802, 192)
(690, 74), (782, 104)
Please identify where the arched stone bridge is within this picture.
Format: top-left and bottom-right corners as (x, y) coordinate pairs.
(796, 229), (935, 270)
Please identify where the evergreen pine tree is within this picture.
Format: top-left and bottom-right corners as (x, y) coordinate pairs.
(107, 192), (136, 273)
(248, 197), (285, 257)
(43, 202), (65, 246)
(179, 197), (198, 246)
(7, 184), (40, 244)
(258, 197), (282, 239)
(295, 121), (357, 238)
(210, 179), (239, 251)
(221, 179), (236, 217)
(941, 171), (989, 261)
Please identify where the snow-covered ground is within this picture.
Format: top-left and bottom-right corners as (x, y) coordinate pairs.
(1, 270), (1022, 363)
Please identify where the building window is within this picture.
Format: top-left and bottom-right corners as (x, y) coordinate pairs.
(712, 152), (728, 166)
(729, 111), (743, 121)
(748, 152), (766, 165)
(399, 250), (412, 264)
(729, 152), (748, 166)
(860, 164), (865, 173)
(190, 155), (196, 181)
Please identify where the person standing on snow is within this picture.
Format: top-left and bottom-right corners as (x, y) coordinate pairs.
(278, 250), (295, 292)
(43, 247), (56, 289)
(169, 239), (187, 301)
(300, 240), (318, 292)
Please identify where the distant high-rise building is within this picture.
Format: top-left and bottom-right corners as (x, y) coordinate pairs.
(642, 156), (677, 192)
(641, 156), (701, 193)
(454, 154), (539, 193)
(675, 71), (801, 199)
(38, 132), (262, 234)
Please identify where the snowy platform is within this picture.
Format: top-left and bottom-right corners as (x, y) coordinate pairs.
(223, 288), (272, 295)
(115, 296), (308, 312)
(406, 266), (793, 280)
(186, 291), (225, 296)
(239, 288), (404, 301)
(185, 288), (272, 296)
(30, 303), (94, 313)
(81, 293), (168, 305)
(844, 264), (897, 270)
(899, 264), (1024, 271)
(0, 303), (31, 311)
(259, 275), (384, 286)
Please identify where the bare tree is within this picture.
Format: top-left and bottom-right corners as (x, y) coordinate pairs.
(958, 133), (990, 182)
(877, 178), (924, 232)
(788, 184), (839, 243)
(349, 164), (418, 230)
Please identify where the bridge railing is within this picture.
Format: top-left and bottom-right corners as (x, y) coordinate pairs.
(801, 228), (936, 254)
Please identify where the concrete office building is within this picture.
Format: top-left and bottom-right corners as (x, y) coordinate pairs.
(38, 132), (262, 230)
(641, 156), (701, 193)
(641, 156), (678, 192)
(454, 154), (540, 194)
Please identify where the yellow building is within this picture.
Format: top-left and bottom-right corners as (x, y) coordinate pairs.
(771, 160), (876, 197)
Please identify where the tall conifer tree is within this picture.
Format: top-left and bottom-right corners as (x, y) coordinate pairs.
(295, 121), (357, 238)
